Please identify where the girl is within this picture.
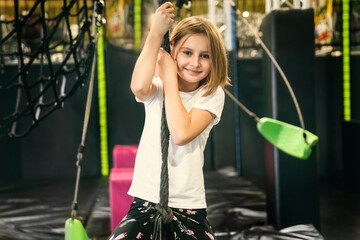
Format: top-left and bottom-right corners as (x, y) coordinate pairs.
(109, 2), (229, 239)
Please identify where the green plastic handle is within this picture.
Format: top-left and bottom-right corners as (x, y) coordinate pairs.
(65, 218), (90, 240)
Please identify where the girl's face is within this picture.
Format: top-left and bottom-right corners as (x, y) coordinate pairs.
(172, 34), (212, 92)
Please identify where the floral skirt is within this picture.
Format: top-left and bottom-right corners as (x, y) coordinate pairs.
(108, 197), (216, 240)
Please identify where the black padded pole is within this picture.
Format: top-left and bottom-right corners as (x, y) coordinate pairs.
(260, 9), (319, 229)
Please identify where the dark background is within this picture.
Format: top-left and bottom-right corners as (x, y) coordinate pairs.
(1, 41), (359, 192)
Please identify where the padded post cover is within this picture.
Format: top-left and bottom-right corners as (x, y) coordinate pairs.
(112, 145), (138, 168)
(109, 168), (134, 231)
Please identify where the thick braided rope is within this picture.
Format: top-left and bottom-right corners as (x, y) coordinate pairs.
(152, 1), (173, 239)
(159, 17), (171, 215)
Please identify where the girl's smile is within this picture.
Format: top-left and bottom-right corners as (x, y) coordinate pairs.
(185, 68), (202, 75)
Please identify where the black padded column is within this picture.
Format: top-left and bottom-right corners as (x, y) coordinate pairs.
(260, 9), (320, 229)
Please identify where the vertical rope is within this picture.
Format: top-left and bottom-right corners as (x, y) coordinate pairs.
(159, 100), (170, 209)
(70, 0), (105, 218)
(71, 28), (98, 220)
(159, 0), (171, 210)
(153, 1), (173, 239)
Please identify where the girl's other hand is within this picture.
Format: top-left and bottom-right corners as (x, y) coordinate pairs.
(150, 2), (175, 38)
(156, 48), (178, 87)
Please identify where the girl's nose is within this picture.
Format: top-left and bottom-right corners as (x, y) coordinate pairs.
(191, 56), (200, 67)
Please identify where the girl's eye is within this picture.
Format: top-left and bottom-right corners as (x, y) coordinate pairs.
(183, 51), (191, 56)
(201, 54), (210, 59)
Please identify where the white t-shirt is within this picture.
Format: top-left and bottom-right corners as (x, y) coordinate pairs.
(128, 77), (225, 209)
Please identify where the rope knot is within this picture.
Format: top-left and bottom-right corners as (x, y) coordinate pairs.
(155, 204), (173, 224)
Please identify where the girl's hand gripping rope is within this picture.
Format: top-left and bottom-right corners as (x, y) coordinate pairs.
(150, 2), (175, 38)
(156, 48), (178, 90)
(130, 2), (174, 102)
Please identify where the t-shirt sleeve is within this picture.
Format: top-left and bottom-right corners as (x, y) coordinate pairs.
(192, 87), (225, 125)
(135, 76), (163, 104)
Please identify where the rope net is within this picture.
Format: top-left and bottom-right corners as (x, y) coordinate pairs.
(0, 0), (102, 138)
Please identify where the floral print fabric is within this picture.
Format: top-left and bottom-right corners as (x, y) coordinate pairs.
(109, 198), (216, 240)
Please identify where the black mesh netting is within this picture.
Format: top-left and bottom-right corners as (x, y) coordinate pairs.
(0, 0), (104, 138)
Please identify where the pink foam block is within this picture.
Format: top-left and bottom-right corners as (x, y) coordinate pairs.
(109, 168), (134, 232)
(112, 145), (138, 168)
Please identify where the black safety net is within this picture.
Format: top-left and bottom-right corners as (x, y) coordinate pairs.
(0, 0), (101, 138)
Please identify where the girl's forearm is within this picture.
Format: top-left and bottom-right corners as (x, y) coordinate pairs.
(130, 33), (163, 99)
(163, 84), (192, 146)
(163, 80), (214, 146)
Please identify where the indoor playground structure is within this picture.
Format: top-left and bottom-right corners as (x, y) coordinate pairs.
(1, 0), (360, 239)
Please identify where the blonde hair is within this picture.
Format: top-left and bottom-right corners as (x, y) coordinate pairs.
(170, 16), (230, 96)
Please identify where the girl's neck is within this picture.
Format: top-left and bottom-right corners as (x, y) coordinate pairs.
(178, 78), (200, 93)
